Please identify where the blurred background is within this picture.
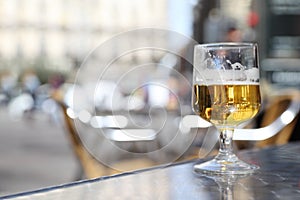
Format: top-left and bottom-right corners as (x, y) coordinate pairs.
(0, 0), (300, 196)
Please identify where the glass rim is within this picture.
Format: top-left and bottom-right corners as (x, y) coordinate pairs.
(195, 42), (257, 50)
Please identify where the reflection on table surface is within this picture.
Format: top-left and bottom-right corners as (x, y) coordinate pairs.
(2, 142), (300, 200)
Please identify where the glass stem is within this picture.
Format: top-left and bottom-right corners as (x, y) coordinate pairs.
(220, 184), (234, 200)
(217, 128), (235, 158)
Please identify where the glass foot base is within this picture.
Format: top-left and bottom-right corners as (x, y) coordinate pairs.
(194, 154), (259, 175)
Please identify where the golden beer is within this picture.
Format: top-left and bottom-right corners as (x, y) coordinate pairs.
(193, 84), (261, 126)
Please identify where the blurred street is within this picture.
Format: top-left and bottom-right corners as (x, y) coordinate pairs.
(0, 107), (78, 196)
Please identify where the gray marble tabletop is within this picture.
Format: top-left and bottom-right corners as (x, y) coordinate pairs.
(2, 142), (300, 200)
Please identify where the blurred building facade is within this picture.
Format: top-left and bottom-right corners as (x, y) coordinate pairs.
(0, 0), (170, 75)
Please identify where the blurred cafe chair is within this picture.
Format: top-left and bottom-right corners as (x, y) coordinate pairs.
(56, 99), (107, 178)
(51, 82), (197, 179)
(233, 89), (300, 148)
(53, 95), (158, 179)
(51, 42), (203, 179)
(255, 89), (300, 148)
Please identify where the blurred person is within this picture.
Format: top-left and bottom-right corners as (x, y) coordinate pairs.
(203, 8), (223, 43)
(0, 70), (18, 103)
(21, 69), (41, 107)
(203, 8), (242, 43)
(225, 26), (242, 42)
(48, 73), (66, 102)
(48, 73), (65, 90)
(243, 10), (259, 42)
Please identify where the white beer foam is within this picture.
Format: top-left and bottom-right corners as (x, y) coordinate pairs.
(195, 68), (259, 83)
(199, 81), (260, 85)
(245, 68), (259, 81)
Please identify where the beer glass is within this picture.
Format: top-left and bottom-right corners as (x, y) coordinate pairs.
(192, 43), (261, 174)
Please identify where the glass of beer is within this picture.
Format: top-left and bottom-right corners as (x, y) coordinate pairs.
(192, 43), (261, 174)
